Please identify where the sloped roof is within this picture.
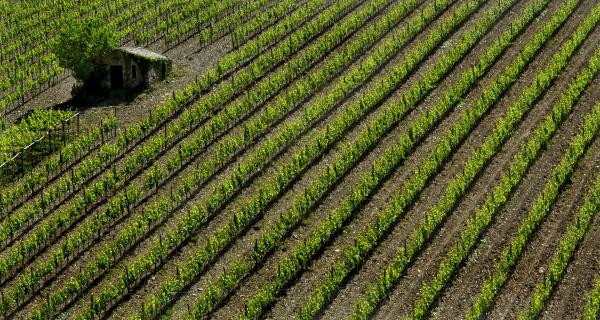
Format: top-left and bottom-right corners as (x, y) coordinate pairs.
(116, 47), (170, 62)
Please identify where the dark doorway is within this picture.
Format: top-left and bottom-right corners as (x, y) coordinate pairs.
(110, 65), (123, 88)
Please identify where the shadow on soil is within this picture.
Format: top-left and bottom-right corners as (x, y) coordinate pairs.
(54, 85), (146, 111)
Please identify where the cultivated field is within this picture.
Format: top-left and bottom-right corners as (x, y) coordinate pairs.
(1, 0), (600, 319)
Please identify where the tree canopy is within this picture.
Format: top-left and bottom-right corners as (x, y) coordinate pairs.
(53, 17), (118, 82)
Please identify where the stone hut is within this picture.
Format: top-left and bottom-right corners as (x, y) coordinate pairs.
(96, 47), (172, 90)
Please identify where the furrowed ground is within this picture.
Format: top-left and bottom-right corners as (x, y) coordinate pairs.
(1, 0), (599, 319)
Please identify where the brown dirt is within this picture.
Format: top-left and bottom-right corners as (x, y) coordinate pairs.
(15, 0), (367, 318)
(7, 0), (600, 319)
(487, 114), (600, 318)
(5, 0), (328, 318)
(424, 8), (600, 319)
(8, 32), (232, 319)
(541, 151), (600, 319)
(193, 0), (516, 318)
(312, 0), (555, 317)
(100, 0), (425, 317)
(287, 0), (600, 317)
(0, 32), (231, 287)
(106, 0), (420, 317)
(261, 0), (540, 317)
(8, 0), (334, 313)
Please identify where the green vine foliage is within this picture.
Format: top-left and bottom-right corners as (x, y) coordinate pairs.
(0, 109), (74, 164)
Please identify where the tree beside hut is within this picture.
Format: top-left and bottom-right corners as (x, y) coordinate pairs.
(53, 17), (171, 93)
